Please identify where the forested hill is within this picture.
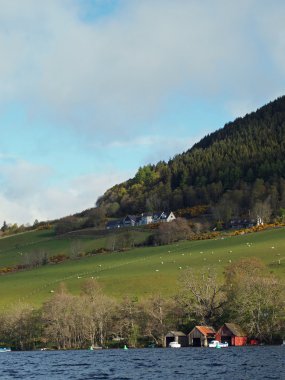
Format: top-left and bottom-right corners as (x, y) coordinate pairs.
(97, 96), (285, 220)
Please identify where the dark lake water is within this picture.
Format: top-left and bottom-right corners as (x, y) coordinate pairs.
(0, 346), (284, 380)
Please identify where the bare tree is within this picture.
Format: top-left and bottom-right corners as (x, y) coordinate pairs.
(140, 295), (177, 347)
(106, 231), (135, 251)
(1, 303), (41, 350)
(106, 234), (117, 251)
(42, 285), (77, 349)
(114, 296), (141, 347)
(212, 194), (240, 224)
(225, 258), (285, 343)
(70, 240), (83, 259)
(81, 279), (116, 347)
(252, 197), (272, 224)
(22, 249), (48, 268)
(156, 218), (194, 245)
(178, 268), (226, 326)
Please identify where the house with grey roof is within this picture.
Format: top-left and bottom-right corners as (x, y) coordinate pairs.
(106, 211), (176, 229)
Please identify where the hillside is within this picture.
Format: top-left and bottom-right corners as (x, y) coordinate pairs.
(1, 96), (285, 309)
(97, 96), (285, 223)
(0, 226), (284, 308)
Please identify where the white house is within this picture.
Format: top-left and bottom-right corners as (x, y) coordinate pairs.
(138, 213), (153, 225)
(153, 211), (176, 223)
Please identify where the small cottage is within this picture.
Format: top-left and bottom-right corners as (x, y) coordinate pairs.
(163, 211), (176, 222)
(164, 331), (188, 347)
(216, 323), (247, 346)
(153, 211), (176, 223)
(122, 215), (137, 227)
(137, 213), (153, 225)
(188, 326), (216, 347)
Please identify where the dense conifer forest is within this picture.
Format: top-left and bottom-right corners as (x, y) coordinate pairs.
(97, 96), (285, 223)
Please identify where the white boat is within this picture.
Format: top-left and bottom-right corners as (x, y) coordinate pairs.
(0, 347), (11, 352)
(89, 345), (103, 350)
(169, 341), (181, 348)
(209, 340), (228, 348)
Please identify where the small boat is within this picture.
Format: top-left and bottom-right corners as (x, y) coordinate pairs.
(0, 347), (11, 352)
(209, 340), (228, 348)
(169, 341), (181, 348)
(123, 345), (128, 350)
(89, 345), (102, 350)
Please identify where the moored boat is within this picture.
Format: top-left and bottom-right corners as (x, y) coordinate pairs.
(89, 345), (103, 350)
(209, 340), (228, 348)
(0, 347), (11, 352)
(169, 341), (181, 348)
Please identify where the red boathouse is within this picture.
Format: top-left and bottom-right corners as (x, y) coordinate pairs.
(216, 323), (247, 346)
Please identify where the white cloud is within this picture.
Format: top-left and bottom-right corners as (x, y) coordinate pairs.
(0, 160), (52, 200)
(226, 99), (261, 120)
(100, 135), (190, 149)
(0, 0), (284, 137)
(99, 133), (200, 161)
(142, 136), (201, 164)
(0, 159), (131, 224)
(1, 0), (285, 224)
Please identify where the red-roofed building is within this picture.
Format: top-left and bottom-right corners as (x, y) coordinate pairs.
(188, 326), (216, 347)
(216, 323), (247, 346)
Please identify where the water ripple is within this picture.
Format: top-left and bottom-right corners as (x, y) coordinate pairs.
(0, 347), (284, 380)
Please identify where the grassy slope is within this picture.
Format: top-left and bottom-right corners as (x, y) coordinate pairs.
(0, 229), (149, 267)
(0, 227), (284, 309)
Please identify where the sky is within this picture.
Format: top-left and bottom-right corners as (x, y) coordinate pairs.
(1, 0), (285, 225)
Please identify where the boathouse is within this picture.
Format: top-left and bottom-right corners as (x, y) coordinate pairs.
(215, 323), (247, 346)
(164, 331), (188, 347)
(188, 326), (216, 347)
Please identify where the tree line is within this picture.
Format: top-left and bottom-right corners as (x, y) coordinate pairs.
(0, 258), (284, 350)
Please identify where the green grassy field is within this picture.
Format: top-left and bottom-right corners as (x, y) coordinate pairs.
(0, 228), (149, 267)
(0, 227), (284, 309)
